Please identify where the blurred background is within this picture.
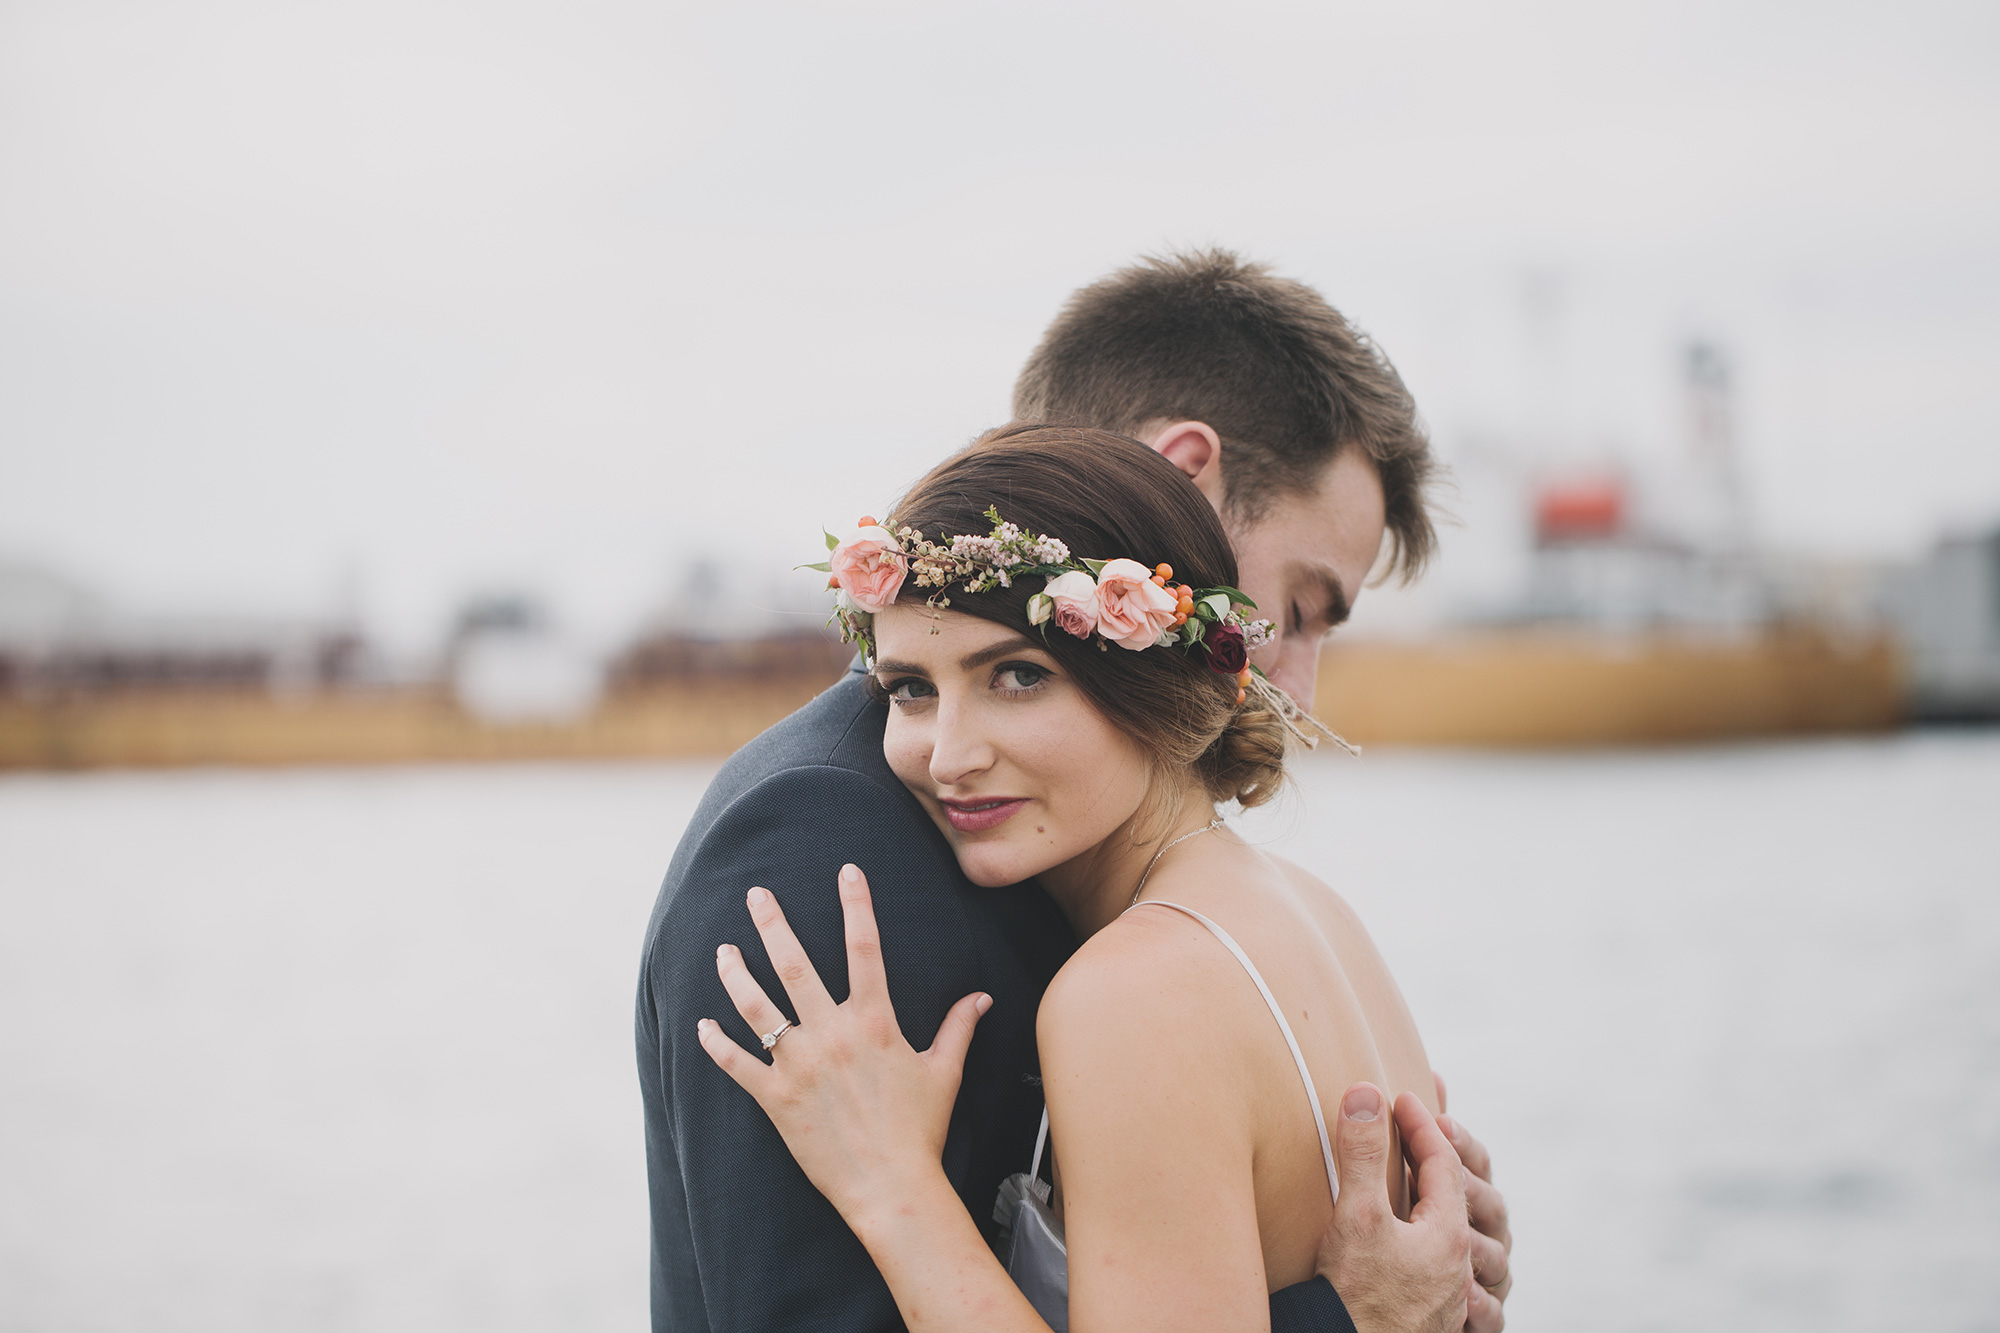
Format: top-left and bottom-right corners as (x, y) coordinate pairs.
(2, 1), (1996, 1330)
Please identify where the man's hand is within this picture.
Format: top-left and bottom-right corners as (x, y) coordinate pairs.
(1316, 1083), (1471, 1333)
(1434, 1073), (1510, 1331)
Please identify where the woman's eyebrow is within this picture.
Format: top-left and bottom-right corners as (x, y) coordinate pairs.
(871, 659), (929, 677)
(957, 637), (1044, 672)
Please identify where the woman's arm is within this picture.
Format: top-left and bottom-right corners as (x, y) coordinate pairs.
(697, 864), (1053, 1333)
(1035, 923), (1278, 1332)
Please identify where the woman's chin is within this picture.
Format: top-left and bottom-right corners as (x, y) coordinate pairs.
(953, 842), (1041, 889)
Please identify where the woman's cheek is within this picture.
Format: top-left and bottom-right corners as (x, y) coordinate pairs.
(882, 713), (930, 792)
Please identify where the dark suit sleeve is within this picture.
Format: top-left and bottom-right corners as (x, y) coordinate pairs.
(1269, 1275), (1362, 1333)
(640, 764), (1003, 1332)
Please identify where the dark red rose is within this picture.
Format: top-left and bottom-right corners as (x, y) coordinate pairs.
(1203, 622), (1247, 674)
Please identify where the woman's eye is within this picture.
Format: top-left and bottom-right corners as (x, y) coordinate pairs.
(886, 678), (936, 705)
(1289, 603), (1304, 634)
(994, 663), (1048, 693)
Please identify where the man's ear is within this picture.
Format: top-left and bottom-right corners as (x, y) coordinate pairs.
(1144, 420), (1227, 510)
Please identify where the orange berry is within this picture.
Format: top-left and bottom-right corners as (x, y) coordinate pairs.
(1172, 612), (1189, 627)
(1175, 597), (1195, 614)
(1154, 563), (1173, 580)
(858, 515), (877, 528)
(1175, 584), (1193, 600)
(1151, 574), (1167, 586)
(1235, 687), (1247, 705)
(827, 575), (840, 589)
(1236, 666), (1253, 686)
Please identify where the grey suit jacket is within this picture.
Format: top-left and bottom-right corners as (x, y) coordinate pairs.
(637, 669), (1357, 1331)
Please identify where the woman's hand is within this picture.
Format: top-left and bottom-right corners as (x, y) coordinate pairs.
(698, 863), (993, 1228)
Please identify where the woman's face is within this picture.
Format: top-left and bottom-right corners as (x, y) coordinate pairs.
(873, 605), (1154, 889)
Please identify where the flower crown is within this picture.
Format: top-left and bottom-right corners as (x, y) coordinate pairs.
(805, 507), (1356, 753)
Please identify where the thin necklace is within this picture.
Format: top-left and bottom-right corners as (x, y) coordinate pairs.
(1130, 816), (1227, 907)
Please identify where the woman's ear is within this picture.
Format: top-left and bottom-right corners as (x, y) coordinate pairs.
(1144, 421), (1226, 510)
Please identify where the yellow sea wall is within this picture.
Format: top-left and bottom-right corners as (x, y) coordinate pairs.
(1314, 630), (1902, 748)
(0, 681), (833, 771)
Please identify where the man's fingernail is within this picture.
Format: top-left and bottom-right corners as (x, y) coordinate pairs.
(748, 886), (771, 905)
(840, 864), (860, 882)
(1342, 1084), (1383, 1122)
(976, 994), (993, 1014)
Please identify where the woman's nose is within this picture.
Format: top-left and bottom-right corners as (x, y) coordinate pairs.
(927, 700), (996, 788)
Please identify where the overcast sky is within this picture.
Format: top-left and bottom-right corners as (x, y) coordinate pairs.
(3, 0), (1996, 649)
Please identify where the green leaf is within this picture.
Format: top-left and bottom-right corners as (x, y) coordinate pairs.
(1081, 557), (1108, 576)
(1209, 585), (1257, 608)
(824, 529), (841, 551)
(1183, 618), (1207, 645)
(1200, 593), (1231, 621)
(798, 561), (833, 573)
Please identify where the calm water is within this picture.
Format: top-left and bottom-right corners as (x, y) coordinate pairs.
(2, 734), (1996, 1332)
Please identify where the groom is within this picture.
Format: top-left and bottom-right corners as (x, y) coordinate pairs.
(638, 251), (1512, 1331)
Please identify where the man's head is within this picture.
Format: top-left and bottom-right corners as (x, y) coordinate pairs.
(1012, 249), (1436, 703)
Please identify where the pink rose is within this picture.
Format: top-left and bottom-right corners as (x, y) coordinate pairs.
(1093, 558), (1180, 650)
(1041, 570), (1099, 639)
(830, 523), (906, 612)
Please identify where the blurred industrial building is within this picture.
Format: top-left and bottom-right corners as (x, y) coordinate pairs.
(0, 558), (369, 699)
(1894, 527), (2000, 720)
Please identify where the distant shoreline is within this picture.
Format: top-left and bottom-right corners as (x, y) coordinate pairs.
(0, 629), (1902, 771)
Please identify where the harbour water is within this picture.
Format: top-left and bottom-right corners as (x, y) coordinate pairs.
(3, 733), (1996, 1331)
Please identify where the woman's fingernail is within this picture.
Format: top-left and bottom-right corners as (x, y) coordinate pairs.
(840, 864), (860, 882)
(976, 993), (993, 1014)
(748, 886), (771, 905)
(716, 943), (728, 959)
(1342, 1084), (1383, 1122)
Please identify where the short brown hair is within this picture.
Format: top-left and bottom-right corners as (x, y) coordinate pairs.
(1011, 248), (1436, 579)
(886, 424), (1287, 808)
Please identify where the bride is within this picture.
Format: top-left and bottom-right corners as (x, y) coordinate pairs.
(698, 426), (1475, 1331)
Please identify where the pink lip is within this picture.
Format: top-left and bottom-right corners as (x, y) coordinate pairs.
(938, 796), (1029, 833)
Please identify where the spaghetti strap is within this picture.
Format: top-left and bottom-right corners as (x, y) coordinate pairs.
(1126, 899), (1339, 1204)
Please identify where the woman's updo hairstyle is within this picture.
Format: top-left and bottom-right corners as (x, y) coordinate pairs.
(886, 423), (1288, 809)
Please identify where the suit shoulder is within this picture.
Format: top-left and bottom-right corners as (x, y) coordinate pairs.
(643, 762), (954, 968)
(711, 672), (882, 784)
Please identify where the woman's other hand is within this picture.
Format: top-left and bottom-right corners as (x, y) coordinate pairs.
(697, 863), (992, 1227)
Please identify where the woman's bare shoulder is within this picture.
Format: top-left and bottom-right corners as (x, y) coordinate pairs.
(1267, 853), (1396, 963)
(1035, 904), (1259, 1081)
(1267, 853), (1438, 1112)
(1041, 905), (1236, 1023)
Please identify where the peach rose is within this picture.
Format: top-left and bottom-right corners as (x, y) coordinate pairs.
(830, 523), (906, 612)
(1093, 558), (1180, 650)
(1042, 570), (1099, 639)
